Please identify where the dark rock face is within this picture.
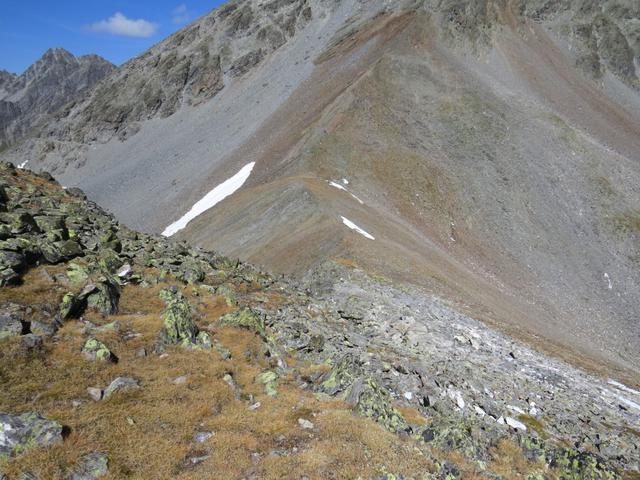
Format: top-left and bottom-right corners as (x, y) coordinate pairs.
(0, 48), (114, 147)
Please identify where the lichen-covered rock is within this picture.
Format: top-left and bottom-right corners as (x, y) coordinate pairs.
(256, 371), (279, 396)
(216, 284), (237, 306)
(33, 215), (67, 236)
(86, 278), (120, 315)
(59, 289), (90, 321)
(218, 308), (264, 337)
(319, 355), (363, 396)
(66, 263), (89, 283)
(157, 287), (198, 348)
(0, 412), (63, 459)
(347, 377), (409, 433)
(82, 338), (115, 362)
(102, 377), (139, 400)
(65, 452), (109, 480)
(0, 303), (25, 339)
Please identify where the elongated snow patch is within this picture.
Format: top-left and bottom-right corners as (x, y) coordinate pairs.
(162, 162), (255, 237)
(341, 216), (375, 240)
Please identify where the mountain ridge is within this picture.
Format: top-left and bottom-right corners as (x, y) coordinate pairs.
(0, 47), (114, 150)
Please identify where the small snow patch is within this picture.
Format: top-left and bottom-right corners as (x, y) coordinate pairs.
(329, 181), (346, 191)
(342, 178), (349, 185)
(162, 162), (255, 237)
(340, 216), (375, 240)
(17, 161), (28, 169)
(328, 180), (364, 204)
(604, 273), (612, 289)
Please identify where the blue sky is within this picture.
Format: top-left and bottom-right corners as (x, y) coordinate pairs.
(0, 1), (227, 74)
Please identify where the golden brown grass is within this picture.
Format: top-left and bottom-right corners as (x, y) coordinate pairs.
(488, 439), (555, 480)
(0, 277), (436, 480)
(0, 265), (569, 480)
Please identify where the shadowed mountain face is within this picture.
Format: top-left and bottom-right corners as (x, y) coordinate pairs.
(0, 48), (115, 149)
(2, 0), (640, 376)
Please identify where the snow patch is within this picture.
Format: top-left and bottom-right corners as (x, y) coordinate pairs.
(329, 181), (346, 191)
(603, 272), (612, 289)
(328, 180), (364, 204)
(340, 216), (375, 240)
(162, 162), (255, 237)
(17, 160), (28, 169)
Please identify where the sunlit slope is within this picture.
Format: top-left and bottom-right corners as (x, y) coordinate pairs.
(178, 10), (640, 374)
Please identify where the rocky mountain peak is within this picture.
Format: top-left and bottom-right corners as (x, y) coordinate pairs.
(0, 48), (115, 148)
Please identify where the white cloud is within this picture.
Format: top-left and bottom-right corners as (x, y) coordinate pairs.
(87, 12), (158, 38)
(172, 4), (191, 25)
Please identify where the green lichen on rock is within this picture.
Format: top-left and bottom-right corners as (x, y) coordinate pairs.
(216, 284), (237, 306)
(59, 292), (84, 320)
(86, 277), (120, 315)
(157, 287), (211, 351)
(320, 355), (362, 395)
(0, 412), (63, 458)
(219, 308), (264, 337)
(66, 263), (89, 283)
(256, 370), (279, 396)
(158, 287), (198, 348)
(347, 377), (408, 433)
(82, 337), (114, 362)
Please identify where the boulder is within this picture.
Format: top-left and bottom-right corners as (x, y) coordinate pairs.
(59, 291), (88, 321)
(0, 250), (25, 270)
(157, 287), (198, 347)
(33, 215), (67, 237)
(256, 371), (279, 397)
(0, 412), (63, 459)
(82, 338), (115, 362)
(347, 377), (409, 433)
(218, 308), (264, 337)
(0, 303), (26, 339)
(0, 212), (39, 234)
(86, 278), (120, 315)
(103, 377), (139, 400)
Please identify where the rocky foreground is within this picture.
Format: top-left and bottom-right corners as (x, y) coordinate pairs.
(0, 160), (638, 479)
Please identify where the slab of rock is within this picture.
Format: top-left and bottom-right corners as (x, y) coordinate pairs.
(0, 412), (63, 458)
(102, 377), (139, 400)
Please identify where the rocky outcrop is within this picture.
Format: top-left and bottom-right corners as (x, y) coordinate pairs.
(0, 48), (114, 148)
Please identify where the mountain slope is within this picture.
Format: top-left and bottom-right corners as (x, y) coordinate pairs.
(1, 161), (638, 478)
(0, 48), (114, 150)
(2, 0), (640, 377)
